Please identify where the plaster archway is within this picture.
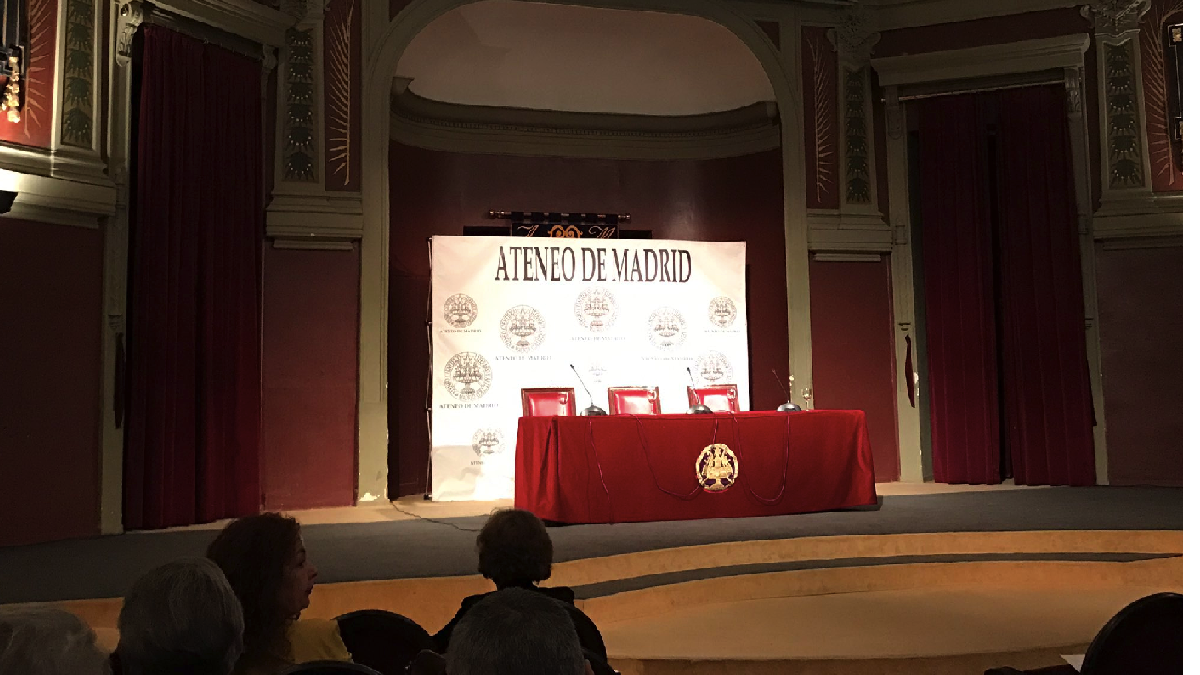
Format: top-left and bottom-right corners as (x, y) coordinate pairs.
(355, 0), (812, 501)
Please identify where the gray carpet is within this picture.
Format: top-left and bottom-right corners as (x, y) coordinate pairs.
(0, 487), (1180, 604)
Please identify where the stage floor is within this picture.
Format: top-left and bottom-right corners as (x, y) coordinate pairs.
(0, 484), (1181, 605)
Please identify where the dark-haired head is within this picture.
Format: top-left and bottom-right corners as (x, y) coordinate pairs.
(477, 509), (553, 589)
(205, 513), (316, 663)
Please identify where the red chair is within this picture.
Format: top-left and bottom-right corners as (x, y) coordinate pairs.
(521, 388), (576, 417)
(607, 387), (661, 415)
(687, 384), (739, 412)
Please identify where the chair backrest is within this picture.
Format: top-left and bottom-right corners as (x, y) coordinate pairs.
(608, 387), (661, 415)
(521, 388), (577, 417)
(687, 384), (739, 412)
(280, 661), (383, 675)
(565, 604), (607, 661)
(336, 610), (435, 675)
(1080, 592), (1182, 675)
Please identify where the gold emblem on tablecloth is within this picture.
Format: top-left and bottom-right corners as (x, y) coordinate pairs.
(696, 443), (738, 492)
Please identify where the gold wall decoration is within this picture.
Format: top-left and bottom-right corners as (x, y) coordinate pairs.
(808, 34), (836, 204)
(326, 0), (353, 187)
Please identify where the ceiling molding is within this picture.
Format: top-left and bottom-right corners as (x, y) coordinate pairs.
(146, 0), (293, 47)
(1092, 191), (1183, 241)
(860, 0), (1081, 31)
(390, 92), (782, 161)
(0, 144), (116, 229)
(807, 226), (894, 253)
(872, 33), (1091, 87)
(266, 192), (364, 245)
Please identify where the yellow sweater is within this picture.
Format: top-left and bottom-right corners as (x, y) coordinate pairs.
(233, 619), (352, 675)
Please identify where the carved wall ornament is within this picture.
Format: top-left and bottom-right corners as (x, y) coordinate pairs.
(283, 26), (316, 181)
(827, 5), (879, 70)
(1083, 0), (1151, 42)
(1064, 66), (1083, 117)
(61, 0), (95, 147)
(884, 87), (902, 140)
(282, 0), (328, 23)
(1103, 42), (1145, 188)
(843, 67), (871, 204)
(115, 1), (145, 68)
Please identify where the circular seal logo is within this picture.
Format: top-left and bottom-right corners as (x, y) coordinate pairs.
(500, 305), (546, 353)
(587, 361), (607, 382)
(472, 428), (503, 456)
(444, 294), (478, 329)
(695, 351), (732, 383)
(574, 288), (618, 332)
(443, 352), (493, 400)
(647, 307), (687, 350)
(708, 297), (737, 328)
(696, 443), (739, 492)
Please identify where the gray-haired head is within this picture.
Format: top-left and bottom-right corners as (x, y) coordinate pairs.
(446, 588), (586, 675)
(0, 605), (109, 675)
(116, 558), (244, 675)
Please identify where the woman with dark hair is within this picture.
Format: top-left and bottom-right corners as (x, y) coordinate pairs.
(433, 509), (604, 658)
(206, 513), (351, 675)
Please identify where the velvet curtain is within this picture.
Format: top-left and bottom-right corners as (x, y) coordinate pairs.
(995, 86), (1096, 486)
(919, 86), (1096, 486)
(918, 95), (1002, 484)
(124, 25), (263, 529)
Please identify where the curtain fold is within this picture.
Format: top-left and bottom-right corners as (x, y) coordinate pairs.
(918, 95), (1002, 484)
(124, 25), (263, 529)
(995, 86), (1096, 486)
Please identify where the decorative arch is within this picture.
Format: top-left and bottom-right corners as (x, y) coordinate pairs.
(354, 0), (812, 500)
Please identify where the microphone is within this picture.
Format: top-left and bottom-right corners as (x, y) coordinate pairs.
(772, 368), (802, 412)
(686, 367), (713, 414)
(569, 364), (607, 416)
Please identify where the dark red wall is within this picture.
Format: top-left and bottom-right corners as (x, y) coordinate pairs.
(261, 246), (360, 509)
(809, 257), (900, 482)
(1095, 244), (1181, 486)
(387, 142), (789, 496)
(0, 218), (102, 545)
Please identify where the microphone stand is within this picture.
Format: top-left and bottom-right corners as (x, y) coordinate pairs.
(687, 367), (713, 414)
(773, 369), (803, 412)
(570, 364), (607, 416)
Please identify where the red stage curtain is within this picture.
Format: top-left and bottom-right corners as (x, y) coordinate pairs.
(995, 86), (1096, 486)
(918, 95), (1001, 484)
(124, 25), (263, 529)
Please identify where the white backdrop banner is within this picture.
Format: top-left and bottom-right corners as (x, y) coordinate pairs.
(430, 235), (749, 500)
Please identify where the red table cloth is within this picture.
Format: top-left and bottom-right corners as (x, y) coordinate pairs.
(515, 410), (877, 524)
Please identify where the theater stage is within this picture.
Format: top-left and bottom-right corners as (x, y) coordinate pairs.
(3, 484), (1182, 675)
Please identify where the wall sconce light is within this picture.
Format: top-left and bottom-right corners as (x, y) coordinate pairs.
(0, 0), (27, 123)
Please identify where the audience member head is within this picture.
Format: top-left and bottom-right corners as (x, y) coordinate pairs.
(0, 605), (109, 675)
(446, 588), (587, 675)
(206, 513), (316, 660)
(476, 508), (553, 588)
(115, 558), (243, 675)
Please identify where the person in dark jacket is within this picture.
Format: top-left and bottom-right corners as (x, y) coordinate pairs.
(433, 509), (604, 659)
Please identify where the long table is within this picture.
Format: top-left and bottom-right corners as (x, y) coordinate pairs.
(514, 410), (877, 524)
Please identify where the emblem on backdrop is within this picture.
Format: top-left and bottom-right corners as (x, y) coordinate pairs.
(708, 297), (737, 328)
(574, 288), (618, 332)
(587, 362), (607, 382)
(647, 307), (687, 350)
(695, 351), (732, 383)
(472, 428), (503, 456)
(696, 443), (739, 492)
(444, 293), (478, 328)
(444, 352), (493, 401)
(500, 305), (546, 352)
